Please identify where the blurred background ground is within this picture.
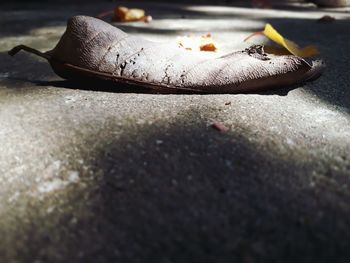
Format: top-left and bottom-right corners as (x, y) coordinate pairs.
(0, 1), (350, 262)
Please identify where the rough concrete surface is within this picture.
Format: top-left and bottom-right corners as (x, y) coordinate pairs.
(0, 1), (350, 262)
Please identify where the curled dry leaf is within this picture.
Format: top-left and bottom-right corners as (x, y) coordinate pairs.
(8, 16), (325, 94)
(245, 23), (318, 58)
(178, 33), (217, 52)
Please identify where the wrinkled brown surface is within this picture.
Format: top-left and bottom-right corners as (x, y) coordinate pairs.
(15, 16), (325, 93)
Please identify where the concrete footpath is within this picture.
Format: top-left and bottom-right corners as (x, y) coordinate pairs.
(0, 1), (350, 262)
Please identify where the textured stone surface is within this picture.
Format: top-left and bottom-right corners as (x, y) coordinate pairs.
(0, 1), (350, 262)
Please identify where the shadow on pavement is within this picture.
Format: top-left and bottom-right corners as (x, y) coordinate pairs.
(86, 116), (350, 263)
(1, 110), (349, 262)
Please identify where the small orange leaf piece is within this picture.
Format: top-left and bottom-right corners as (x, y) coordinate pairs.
(245, 23), (319, 58)
(200, 43), (217, 52)
(114, 6), (145, 22)
(200, 34), (217, 52)
(178, 33), (217, 52)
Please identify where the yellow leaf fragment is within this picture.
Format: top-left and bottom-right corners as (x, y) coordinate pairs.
(263, 24), (318, 58)
(245, 23), (319, 58)
(114, 6), (145, 22)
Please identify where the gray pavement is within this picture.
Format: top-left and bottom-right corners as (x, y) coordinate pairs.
(1, 1), (350, 262)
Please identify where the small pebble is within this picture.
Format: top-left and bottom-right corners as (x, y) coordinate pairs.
(211, 122), (229, 132)
(144, 15), (152, 23)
